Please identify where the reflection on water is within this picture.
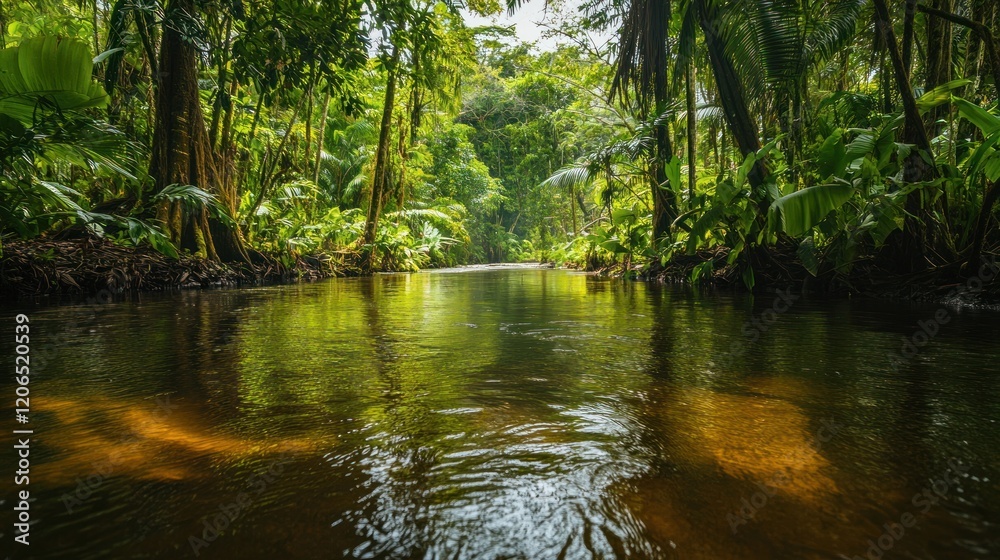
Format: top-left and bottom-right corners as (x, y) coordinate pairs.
(2, 268), (999, 559)
(32, 396), (314, 484)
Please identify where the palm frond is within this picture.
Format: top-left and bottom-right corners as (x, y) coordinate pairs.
(543, 163), (597, 189)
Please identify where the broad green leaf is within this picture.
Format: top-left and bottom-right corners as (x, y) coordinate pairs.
(735, 152), (757, 189)
(670, 207), (700, 232)
(36, 180), (84, 212)
(915, 79), (971, 112)
(954, 97), (1000, 136)
(817, 128), (847, 179)
(869, 204), (902, 247)
(728, 239), (745, 265)
(599, 239), (630, 254)
(664, 155), (681, 195)
(845, 131), (875, 161)
(686, 204), (726, 254)
(715, 179), (740, 205)
(768, 183), (855, 237)
(986, 155), (1000, 182)
(965, 129), (1000, 179)
(92, 47), (125, 64)
(542, 163), (595, 189)
(0, 36), (108, 124)
(690, 261), (713, 284)
(797, 237), (819, 276)
(741, 265), (755, 291)
(611, 208), (636, 226)
(756, 139), (778, 161)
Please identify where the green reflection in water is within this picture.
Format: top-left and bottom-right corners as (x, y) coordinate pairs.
(2, 267), (999, 559)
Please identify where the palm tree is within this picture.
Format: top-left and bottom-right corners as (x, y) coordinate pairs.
(701, 0), (863, 179)
(610, 0), (679, 247)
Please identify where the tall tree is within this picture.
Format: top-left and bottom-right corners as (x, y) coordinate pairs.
(924, 0), (954, 133)
(150, 0), (246, 261)
(872, 0), (935, 272)
(363, 43), (402, 270)
(696, 0), (764, 187)
(361, 0), (472, 269)
(611, 0), (678, 246)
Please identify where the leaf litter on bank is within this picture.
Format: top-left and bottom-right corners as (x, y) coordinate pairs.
(0, 237), (354, 298)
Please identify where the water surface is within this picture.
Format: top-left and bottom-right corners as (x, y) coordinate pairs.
(3, 267), (999, 559)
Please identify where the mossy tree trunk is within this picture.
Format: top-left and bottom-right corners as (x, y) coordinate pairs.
(686, 59), (697, 207)
(362, 44), (401, 271)
(150, 0), (246, 262)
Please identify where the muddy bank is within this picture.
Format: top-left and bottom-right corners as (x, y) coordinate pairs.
(0, 237), (352, 299)
(592, 246), (1000, 305)
(5, 237), (998, 306)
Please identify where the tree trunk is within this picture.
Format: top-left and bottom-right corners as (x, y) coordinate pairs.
(249, 93), (305, 217)
(650, 0), (677, 246)
(710, 122), (719, 170)
(409, 80), (422, 144)
(918, 3), (1000, 101)
(92, 0), (100, 55)
(313, 89), (332, 185)
(873, 0), (935, 272)
(150, 0), (246, 262)
(881, 51), (893, 114)
(686, 59), (697, 207)
(362, 44), (401, 271)
(611, 0), (679, 246)
(837, 49), (850, 91)
(0, 1), (6, 49)
(395, 111), (407, 208)
(209, 14), (232, 152)
(247, 94), (265, 148)
(651, 109), (677, 247)
(925, 0), (953, 133)
(967, 179), (1000, 270)
(219, 78), (238, 211)
(902, 0), (917, 77)
(792, 79), (805, 183)
(962, 11), (984, 106)
(914, 2), (1000, 269)
(697, 0), (763, 180)
(304, 76), (314, 164)
(570, 181), (578, 236)
(697, 0), (765, 202)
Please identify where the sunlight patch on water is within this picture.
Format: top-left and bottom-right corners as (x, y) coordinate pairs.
(33, 396), (318, 483)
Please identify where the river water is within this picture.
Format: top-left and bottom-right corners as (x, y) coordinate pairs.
(2, 266), (999, 559)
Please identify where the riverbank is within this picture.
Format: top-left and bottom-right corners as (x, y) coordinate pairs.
(635, 245), (1000, 304)
(4, 237), (998, 305)
(0, 237), (347, 299)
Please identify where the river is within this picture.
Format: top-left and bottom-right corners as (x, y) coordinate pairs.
(2, 266), (998, 559)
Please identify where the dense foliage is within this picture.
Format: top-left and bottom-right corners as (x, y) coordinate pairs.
(1, 0), (998, 286)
